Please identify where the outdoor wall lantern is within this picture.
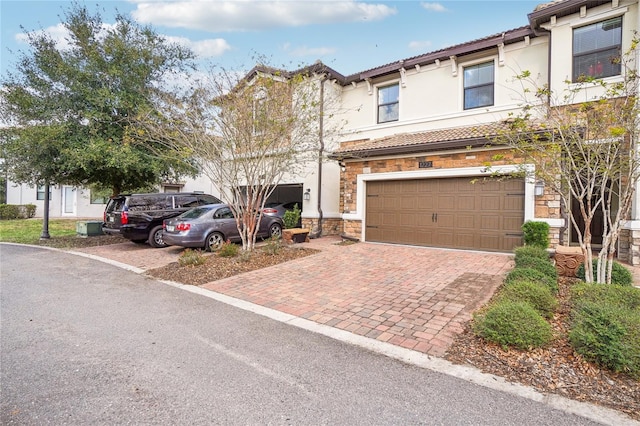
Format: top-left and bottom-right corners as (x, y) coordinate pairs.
(303, 188), (311, 201)
(534, 180), (545, 196)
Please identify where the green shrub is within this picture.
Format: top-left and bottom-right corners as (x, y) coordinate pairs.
(571, 282), (640, 312)
(498, 280), (558, 319)
(505, 267), (558, 294)
(23, 204), (36, 218)
(575, 259), (633, 286)
(473, 300), (553, 350)
(522, 220), (550, 248)
(514, 255), (558, 281)
(569, 301), (640, 378)
(218, 240), (239, 257)
(282, 204), (301, 229)
(514, 246), (550, 262)
(178, 248), (207, 266)
(0, 204), (21, 220)
(262, 236), (282, 255)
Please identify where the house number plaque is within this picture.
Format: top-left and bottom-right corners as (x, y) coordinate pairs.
(418, 161), (433, 168)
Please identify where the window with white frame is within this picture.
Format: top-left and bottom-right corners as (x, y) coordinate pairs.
(377, 83), (399, 123)
(463, 61), (494, 110)
(573, 16), (622, 82)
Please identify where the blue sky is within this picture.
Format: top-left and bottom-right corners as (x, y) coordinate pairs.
(1, 0), (541, 78)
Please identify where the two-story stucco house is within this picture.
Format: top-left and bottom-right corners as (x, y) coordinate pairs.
(6, 0), (639, 265)
(320, 0), (639, 266)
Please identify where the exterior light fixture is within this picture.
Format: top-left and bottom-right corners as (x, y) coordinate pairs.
(534, 180), (545, 196)
(303, 188), (311, 201)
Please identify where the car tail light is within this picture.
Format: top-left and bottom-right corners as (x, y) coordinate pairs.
(176, 223), (190, 231)
(262, 208), (278, 214)
(121, 210), (128, 225)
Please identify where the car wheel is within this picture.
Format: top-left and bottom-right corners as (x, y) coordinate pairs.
(268, 223), (282, 239)
(148, 225), (168, 248)
(205, 232), (224, 252)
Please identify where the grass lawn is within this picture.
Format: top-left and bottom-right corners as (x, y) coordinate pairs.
(0, 218), (78, 244)
(0, 218), (125, 248)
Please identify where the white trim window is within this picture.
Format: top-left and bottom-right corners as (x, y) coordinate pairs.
(463, 61), (494, 110)
(377, 83), (399, 123)
(573, 16), (622, 82)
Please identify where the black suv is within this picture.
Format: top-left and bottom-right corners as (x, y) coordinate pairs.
(103, 192), (222, 248)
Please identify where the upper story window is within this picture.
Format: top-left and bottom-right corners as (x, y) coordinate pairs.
(573, 17), (622, 82)
(377, 83), (399, 123)
(463, 61), (494, 110)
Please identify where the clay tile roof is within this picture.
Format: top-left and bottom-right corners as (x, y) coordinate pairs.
(332, 121), (517, 158)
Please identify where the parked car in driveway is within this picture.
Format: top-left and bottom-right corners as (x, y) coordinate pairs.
(262, 201), (302, 227)
(163, 204), (283, 251)
(103, 192), (222, 248)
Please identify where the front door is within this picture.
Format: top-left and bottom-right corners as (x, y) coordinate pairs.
(61, 186), (77, 216)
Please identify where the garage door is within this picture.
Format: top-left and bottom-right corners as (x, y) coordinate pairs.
(365, 177), (524, 252)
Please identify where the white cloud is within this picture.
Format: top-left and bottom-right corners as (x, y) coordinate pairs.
(165, 35), (231, 58)
(130, 0), (397, 32)
(420, 2), (448, 13)
(408, 40), (432, 50)
(14, 22), (228, 60)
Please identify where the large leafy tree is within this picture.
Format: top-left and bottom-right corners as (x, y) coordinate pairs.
(0, 3), (198, 197)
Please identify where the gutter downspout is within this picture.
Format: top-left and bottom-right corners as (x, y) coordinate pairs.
(310, 74), (328, 239)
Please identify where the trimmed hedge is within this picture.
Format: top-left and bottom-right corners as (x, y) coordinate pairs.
(498, 280), (558, 319)
(505, 267), (558, 295)
(514, 246), (550, 262)
(473, 300), (553, 350)
(0, 204), (36, 219)
(575, 259), (634, 286)
(522, 220), (550, 248)
(514, 255), (558, 280)
(569, 300), (640, 379)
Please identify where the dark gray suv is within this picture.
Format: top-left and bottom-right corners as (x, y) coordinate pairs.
(103, 192), (222, 247)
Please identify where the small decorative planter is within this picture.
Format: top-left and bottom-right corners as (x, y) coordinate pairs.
(282, 228), (310, 244)
(554, 245), (584, 277)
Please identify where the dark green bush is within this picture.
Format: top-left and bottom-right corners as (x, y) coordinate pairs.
(505, 267), (558, 294)
(571, 282), (640, 313)
(514, 246), (550, 262)
(473, 300), (553, 350)
(0, 204), (21, 220)
(514, 255), (558, 281)
(575, 259), (633, 286)
(282, 204), (301, 229)
(522, 220), (550, 248)
(569, 301), (640, 378)
(0, 204), (37, 220)
(498, 280), (558, 319)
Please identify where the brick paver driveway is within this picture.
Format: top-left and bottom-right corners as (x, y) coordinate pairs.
(200, 237), (514, 356)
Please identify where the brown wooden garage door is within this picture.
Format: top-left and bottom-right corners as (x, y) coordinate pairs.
(365, 177), (524, 252)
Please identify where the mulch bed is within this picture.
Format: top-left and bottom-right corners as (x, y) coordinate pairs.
(146, 246), (318, 285)
(444, 276), (640, 421)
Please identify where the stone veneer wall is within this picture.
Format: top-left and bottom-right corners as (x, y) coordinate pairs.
(301, 218), (342, 236)
(338, 149), (563, 242)
(619, 229), (640, 266)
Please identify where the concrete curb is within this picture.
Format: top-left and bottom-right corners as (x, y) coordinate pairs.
(3, 242), (638, 426)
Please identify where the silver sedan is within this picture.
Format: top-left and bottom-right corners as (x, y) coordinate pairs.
(163, 204), (283, 251)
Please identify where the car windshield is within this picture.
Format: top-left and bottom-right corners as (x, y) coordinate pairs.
(179, 206), (213, 219)
(264, 202), (280, 207)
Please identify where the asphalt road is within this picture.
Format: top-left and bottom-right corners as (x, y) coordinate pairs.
(0, 244), (609, 425)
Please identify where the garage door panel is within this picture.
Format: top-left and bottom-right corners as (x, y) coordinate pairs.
(366, 177), (524, 252)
